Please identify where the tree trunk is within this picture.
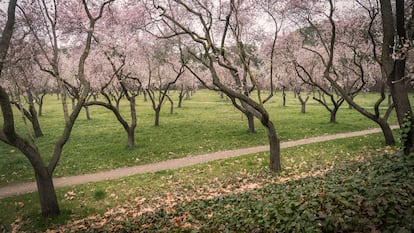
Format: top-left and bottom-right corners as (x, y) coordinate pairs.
(389, 61), (413, 153)
(84, 106), (91, 120)
(380, 0), (414, 154)
(282, 86), (286, 107)
(378, 119), (396, 145)
(38, 103), (43, 116)
(298, 94), (309, 114)
(29, 105), (43, 137)
(143, 91), (147, 102)
(246, 112), (255, 134)
(178, 95), (183, 108)
(155, 109), (160, 126)
(37, 94), (45, 117)
(178, 89), (184, 108)
(127, 128), (135, 148)
(388, 94), (393, 107)
(330, 109), (337, 123)
(348, 96), (354, 109)
(27, 92), (43, 137)
(115, 99), (120, 111)
(166, 95), (174, 114)
(264, 120), (281, 171)
(35, 168), (60, 216)
(32, 121), (43, 137)
(71, 98), (75, 111)
(31, 113), (43, 137)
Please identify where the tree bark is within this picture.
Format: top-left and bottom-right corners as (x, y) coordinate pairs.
(178, 88), (184, 108)
(143, 91), (147, 102)
(298, 94), (309, 114)
(17, 94), (44, 137)
(378, 118), (396, 145)
(30, 104), (43, 137)
(34, 92), (46, 117)
(246, 112), (255, 134)
(127, 128), (135, 149)
(330, 109), (337, 123)
(84, 105), (91, 120)
(263, 120), (281, 171)
(71, 97), (76, 111)
(35, 168), (59, 216)
(155, 108), (160, 126)
(166, 94), (174, 114)
(380, 0), (414, 154)
(38, 101), (43, 116)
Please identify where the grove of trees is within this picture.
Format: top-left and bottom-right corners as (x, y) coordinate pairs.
(1, 0), (413, 217)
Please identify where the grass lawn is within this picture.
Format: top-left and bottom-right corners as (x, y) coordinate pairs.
(0, 90), (412, 231)
(0, 90), (401, 185)
(1, 131), (411, 232)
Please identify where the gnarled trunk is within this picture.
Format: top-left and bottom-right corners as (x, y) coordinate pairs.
(380, 0), (414, 154)
(35, 167), (59, 216)
(246, 111), (255, 134)
(378, 118), (395, 145)
(263, 120), (281, 171)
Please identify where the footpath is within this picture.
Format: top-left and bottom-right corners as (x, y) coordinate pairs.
(0, 126), (397, 199)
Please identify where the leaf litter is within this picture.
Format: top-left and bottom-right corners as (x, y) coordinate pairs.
(9, 146), (412, 232)
(50, 157), (342, 232)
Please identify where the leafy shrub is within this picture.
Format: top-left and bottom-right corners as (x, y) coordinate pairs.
(122, 153), (414, 232)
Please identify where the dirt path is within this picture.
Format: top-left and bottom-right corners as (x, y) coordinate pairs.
(0, 126), (397, 199)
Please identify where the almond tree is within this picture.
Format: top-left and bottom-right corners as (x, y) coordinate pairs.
(83, 1), (150, 148)
(284, 31), (345, 123)
(151, 0), (281, 171)
(141, 39), (185, 126)
(85, 47), (142, 148)
(176, 70), (197, 108)
(0, 0), (114, 216)
(380, 0), (414, 153)
(4, 48), (45, 137)
(0, 0), (19, 188)
(286, 0), (396, 145)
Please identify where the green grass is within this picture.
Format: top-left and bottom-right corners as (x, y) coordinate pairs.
(0, 130), (400, 231)
(0, 90), (402, 186)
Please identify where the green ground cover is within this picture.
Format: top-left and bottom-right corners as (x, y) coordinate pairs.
(1, 132), (412, 232)
(0, 90), (401, 185)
